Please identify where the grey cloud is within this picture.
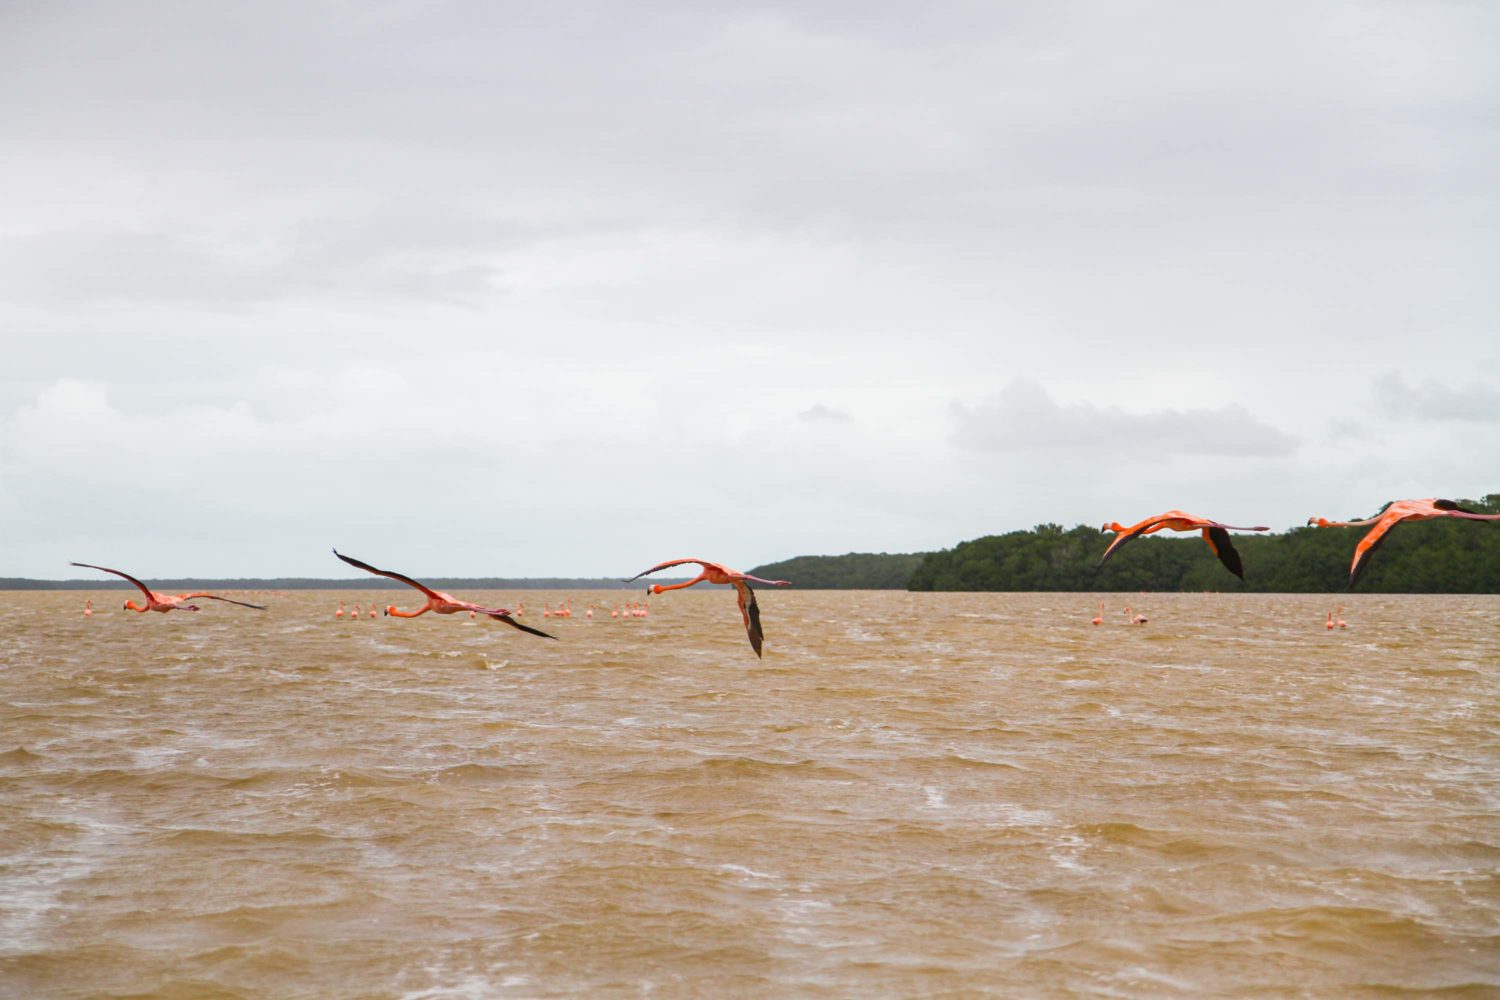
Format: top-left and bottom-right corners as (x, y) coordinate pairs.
(1374, 372), (1500, 423)
(952, 379), (1298, 457)
(799, 404), (851, 423)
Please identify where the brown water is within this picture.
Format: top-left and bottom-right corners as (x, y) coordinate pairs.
(2, 590), (1497, 998)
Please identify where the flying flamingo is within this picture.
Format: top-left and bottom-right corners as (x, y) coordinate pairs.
(623, 559), (791, 657)
(1307, 498), (1500, 588)
(332, 549), (555, 639)
(1099, 511), (1270, 580)
(70, 562), (267, 613)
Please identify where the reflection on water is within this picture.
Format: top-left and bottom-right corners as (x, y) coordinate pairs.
(1, 590), (1497, 997)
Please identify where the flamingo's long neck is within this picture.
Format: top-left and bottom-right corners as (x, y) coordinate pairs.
(124, 599), (147, 612)
(653, 574), (707, 594)
(386, 605), (429, 618)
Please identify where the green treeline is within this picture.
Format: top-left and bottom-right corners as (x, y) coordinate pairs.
(748, 552), (927, 590)
(907, 494), (1500, 593)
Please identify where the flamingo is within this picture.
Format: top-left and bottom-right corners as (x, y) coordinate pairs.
(1337, 606), (1347, 629)
(1326, 611), (1335, 630)
(331, 549), (555, 639)
(70, 562), (266, 613)
(1099, 510), (1270, 580)
(335, 601), (345, 619)
(1091, 602), (1103, 626)
(1307, 498), (1500, 589)
(368, 603), (378, 619)
(83, 599), (93, 618)
(623, 559), (790, 657)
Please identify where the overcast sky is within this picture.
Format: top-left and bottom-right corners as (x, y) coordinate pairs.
(3, 1), (1497, 579)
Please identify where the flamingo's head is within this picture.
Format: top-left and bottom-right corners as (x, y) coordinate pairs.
(124, 599), (142, 611)
(383, 605), (396, 616)
(1306, 516), (1328, 527)
(647, 584), (662, 595)
(1101, 522), (1125, 533)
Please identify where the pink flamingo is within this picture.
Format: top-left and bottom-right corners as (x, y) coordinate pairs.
(1326, 611), (1335, 630)
(1337, 606), (1347, 629)
(368, 603), (378, 619)
(1091, 602), (1103, 626)
(333, 550), (555, 639)
(335, 601), (345, 619)
(1099, 510), (1270, 579)
(1307, 498), (1500, 588)
(83, 599), (93, 618)
(624, 559), (791, 657)
(71, 562), (266, 614)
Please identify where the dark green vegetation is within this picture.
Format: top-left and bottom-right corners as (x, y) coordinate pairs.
(908, 495), (1500, 593)
(748, 552), (927, 590)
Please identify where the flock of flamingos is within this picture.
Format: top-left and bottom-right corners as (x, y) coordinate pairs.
(68, 498), (1500, 657)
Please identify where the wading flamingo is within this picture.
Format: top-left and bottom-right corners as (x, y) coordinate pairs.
(83, 599), (93, 618)
(335, 601), (345, 619)
(1307, 498), (1500, 589)
(624, 559), (790, 657)
(1099, 511), (1270, 580)
(1326, 611), (1335, 630)
(332, 549), (554, 639)
(70, 562), (266, 613)
(1337, 606), (1347, 629)
(1091, 603), (1103, 626)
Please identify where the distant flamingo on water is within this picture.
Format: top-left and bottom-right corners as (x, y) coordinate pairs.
(1337, 606), (1347, 629)
(335, 601), (345, 619)
(70, 562), (266, 613)
(624, 559), (790, 657)
(1091, 603), (1103, 626)
(1307, 498), (1500, 588)
(332, 549), (555, 639)
(1326, 611), (1336, 630)
(1099, 511), (1270, 580)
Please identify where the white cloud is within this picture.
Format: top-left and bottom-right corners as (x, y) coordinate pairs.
(1374, 372), (1500, 423)
(951, 378), (1298, 457)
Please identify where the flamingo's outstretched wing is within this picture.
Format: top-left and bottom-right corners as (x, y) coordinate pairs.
(734, 581), (764, 658)
(71, 562), (154, 600)
(1348, 515), (1404, 589)
(1202, 527), (1246, 579)
(622, 559), (710, 583)
(332, 549), (442, 600)
(1434, 499), (1500, 520)
(183, 594), (268, 610)
(487, 612), (558, 640)
(1096, 518), (1169, 571)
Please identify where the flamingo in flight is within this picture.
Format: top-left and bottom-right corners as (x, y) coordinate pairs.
(623, 559), (790, 657)
(1307, 498), (1500, 589)
(1098, 511), (1270, 580)
(331, 549), (555, 639)
(70, 562), (266, 613)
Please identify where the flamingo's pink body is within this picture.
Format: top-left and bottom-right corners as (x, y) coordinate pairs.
(332, 550), (555, 639)
(1308, 498), (1500, 588)
(71, 562), (266, 614)
(624, 558), (790, 657)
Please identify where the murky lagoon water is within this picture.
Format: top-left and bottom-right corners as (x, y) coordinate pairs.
(2, 590), (1497, 997)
